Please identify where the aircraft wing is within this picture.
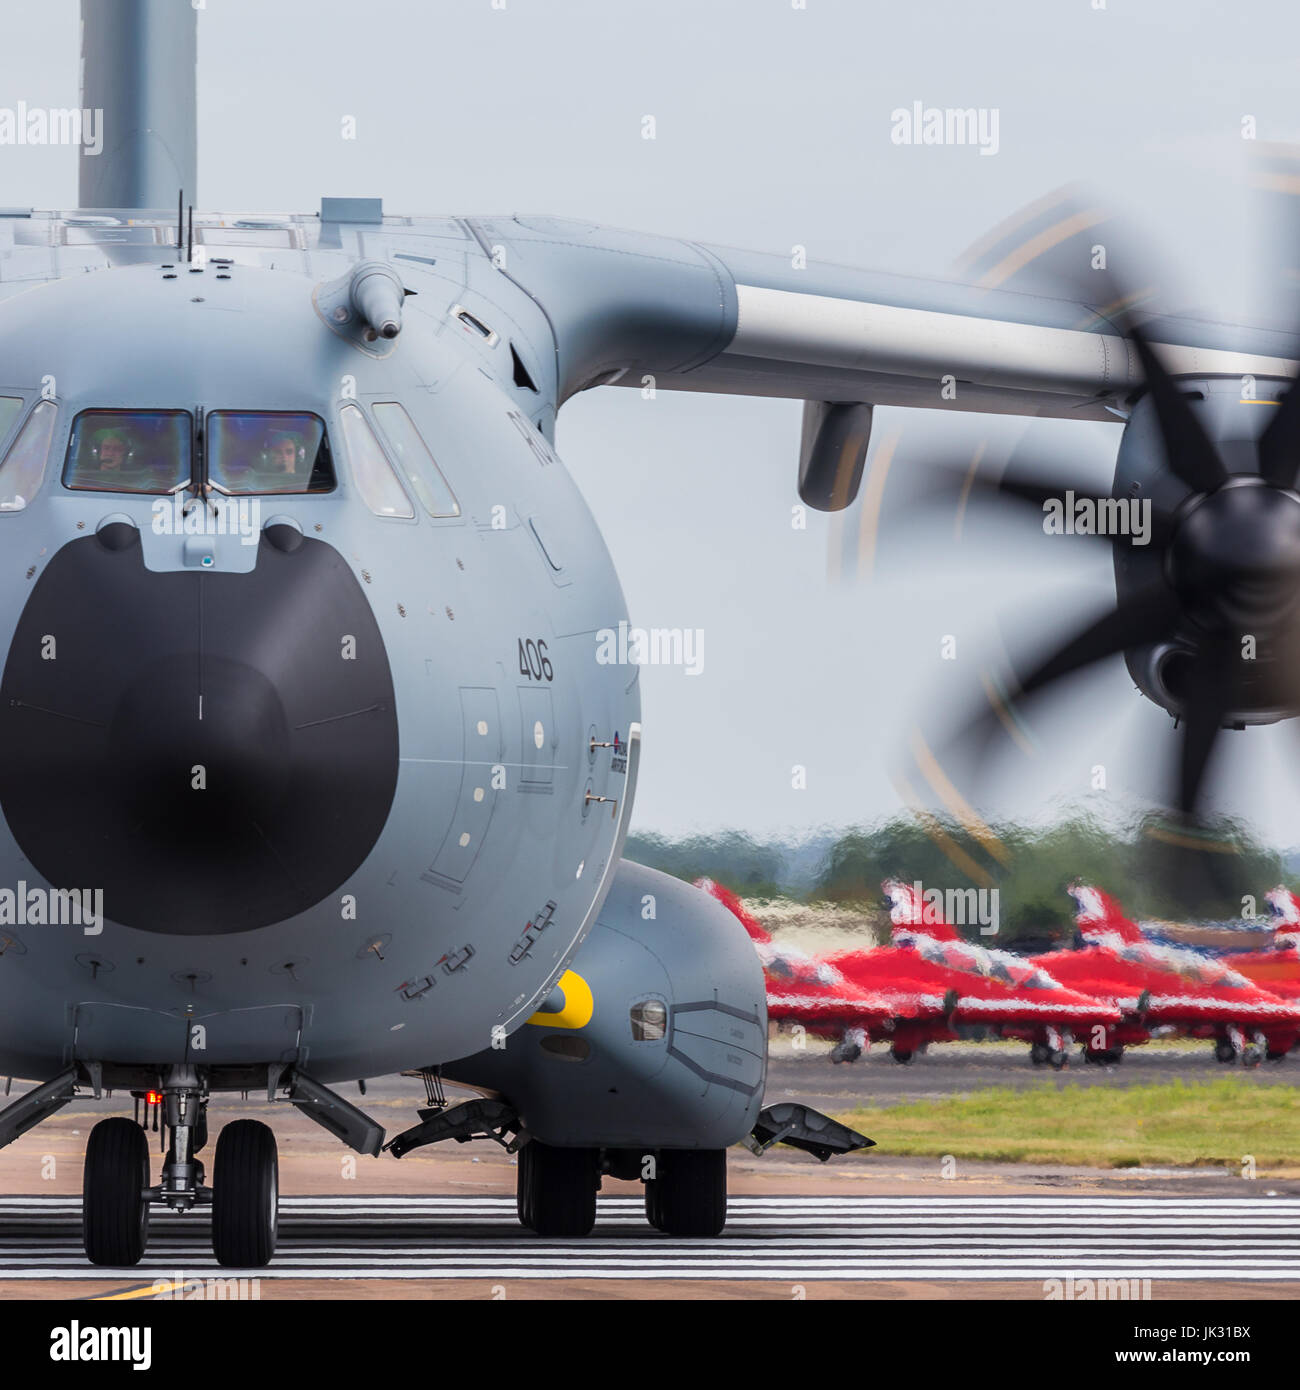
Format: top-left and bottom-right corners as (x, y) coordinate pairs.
(469, 214), (1300, 509)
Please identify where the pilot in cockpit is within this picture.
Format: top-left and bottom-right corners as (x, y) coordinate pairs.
(93, 427), (132, 474)
(264, 430), (302, 477)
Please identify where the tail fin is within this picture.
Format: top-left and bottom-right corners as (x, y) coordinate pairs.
(80, 0), (198, 209)
(1266, 885), (1300, 948)
(696, 877), (773, 945)
(883, 879), (960, 941)
(1068, 882), (1142, 943)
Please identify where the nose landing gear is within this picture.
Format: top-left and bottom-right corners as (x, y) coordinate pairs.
(80, 1065), (280, 1269)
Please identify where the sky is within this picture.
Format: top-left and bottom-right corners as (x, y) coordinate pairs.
(4, 0), (1300, 845)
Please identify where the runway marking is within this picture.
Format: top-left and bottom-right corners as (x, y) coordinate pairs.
(2, 1195), (1299, 1281)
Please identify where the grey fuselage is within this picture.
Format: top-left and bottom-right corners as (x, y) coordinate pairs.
(0, 213), (639, 1085)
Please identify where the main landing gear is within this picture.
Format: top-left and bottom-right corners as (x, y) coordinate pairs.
(830, 1028), (867, 1064)
(511, 1142), (729, 1238)
(1029, 1028), (1071, 1069)
(1216, 1025), (1264, 1067)
(385, 1087), (873, 1240)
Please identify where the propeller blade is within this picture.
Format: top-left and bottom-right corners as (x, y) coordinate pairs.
(1012, 585), (1181, 701)
(912, 457), (1175, 551)
(1256, 379), (1300, 489)
(942, 587), (1181, 782)
(1173, 647), (1234, 817)
(978, 466), (1174, 551)
(1128, 327), (1229, 495)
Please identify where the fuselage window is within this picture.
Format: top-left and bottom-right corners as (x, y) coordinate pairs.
(63, 409), (191, 495)
(338, 403), (414, 519)
(0, 396), (23, 452)
(207, 411), (334, 495)
(0, 400), (57, 511)
(372, 401), (460, 518)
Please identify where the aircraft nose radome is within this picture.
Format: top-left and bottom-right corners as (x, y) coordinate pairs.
(0, 531), (399, 935)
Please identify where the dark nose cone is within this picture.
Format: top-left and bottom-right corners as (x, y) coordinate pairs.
(0, 531), (399, 934)
(1168, 480), (1300, 628)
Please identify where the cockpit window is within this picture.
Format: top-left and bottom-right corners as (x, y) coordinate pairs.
(338, 404), (414, 518)
(0, 400), (57, 511)
(372, 402), (460, 518)
(207, 411), (334, 495)
(63, 409), (191, 494)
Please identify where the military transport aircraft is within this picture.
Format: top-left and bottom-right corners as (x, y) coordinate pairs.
(3, 1), (1300, 1267)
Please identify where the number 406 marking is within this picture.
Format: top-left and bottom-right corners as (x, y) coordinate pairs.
(518, 637), (553, 682)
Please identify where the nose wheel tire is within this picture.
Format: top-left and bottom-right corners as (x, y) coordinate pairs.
(212, 1120), (278, 1267)
(83, 1117), (150, 1266)
(645, 1149), (727, 1237)
(516, 1140), (598, 1237)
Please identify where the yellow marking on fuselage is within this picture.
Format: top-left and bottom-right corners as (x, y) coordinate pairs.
(526, 969), (593, 1029)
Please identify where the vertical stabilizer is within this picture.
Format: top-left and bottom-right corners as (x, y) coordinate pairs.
(79, 0), (197, 210)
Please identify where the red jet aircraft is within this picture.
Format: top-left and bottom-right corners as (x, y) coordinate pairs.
(842, 881), (1121, 1068)
(1031, 885), (1300, 1065)
(700, 878), (1117, 1067)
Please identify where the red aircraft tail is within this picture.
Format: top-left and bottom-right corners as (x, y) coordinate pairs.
(883, 879), (961, 941)
(1068, 882), (1143, 944)
(1266, 885), (1300, 949)
(697, 877), (773, 945)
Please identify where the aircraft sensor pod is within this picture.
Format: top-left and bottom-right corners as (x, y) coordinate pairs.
(313, 260), (413, 353)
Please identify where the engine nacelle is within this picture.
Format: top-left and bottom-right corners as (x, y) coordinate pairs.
(1115, 377), (1297, 726)
(441, 860), (767, 1150)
